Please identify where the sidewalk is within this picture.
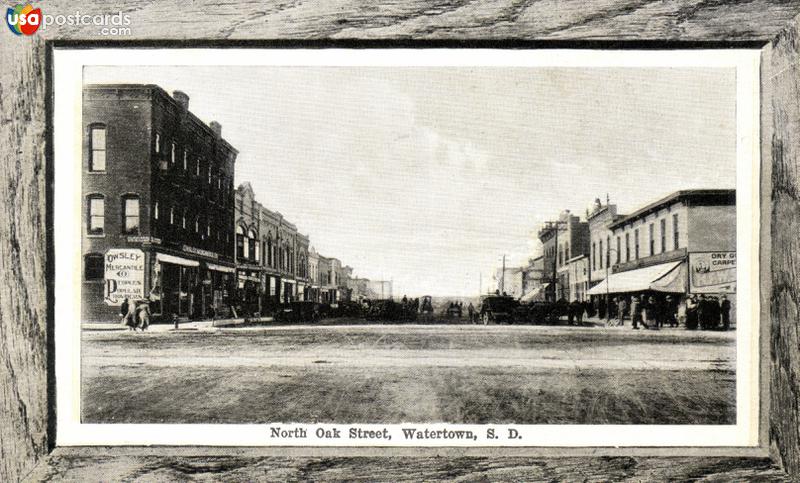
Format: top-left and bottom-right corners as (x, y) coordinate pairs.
(82, 316), (274, 333)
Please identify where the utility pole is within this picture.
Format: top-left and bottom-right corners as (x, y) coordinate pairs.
(501, 254), (506, 294)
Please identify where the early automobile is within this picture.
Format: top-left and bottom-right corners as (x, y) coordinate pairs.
(479, 295), (520, 324)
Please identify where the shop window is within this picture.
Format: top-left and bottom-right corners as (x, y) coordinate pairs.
(87, 194), (104, 235)
(84, 253), (104, 280)
(89, 124), (107, 172)
(122, 195), (140, 234)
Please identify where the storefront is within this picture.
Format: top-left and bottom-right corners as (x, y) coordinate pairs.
(151, 252), (200, 319)
(236, 268), (263, 316)
(203, 262), (235, 318)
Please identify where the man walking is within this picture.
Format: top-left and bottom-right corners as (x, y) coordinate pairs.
(617, 296), (627, 327)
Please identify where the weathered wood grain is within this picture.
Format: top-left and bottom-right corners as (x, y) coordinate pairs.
(22, 0), (800, 41)
(0, 37), (49, 483)
(3, 0), (800, 481)
(23, 452), (792, 482)
(767, 15), (800, 477)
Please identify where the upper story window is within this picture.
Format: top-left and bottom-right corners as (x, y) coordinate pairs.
(648, 223), (655, 256)
(625, 233), (630, 261)
(87, 194), (104, 235)
(89, 124), (106, 172)
(154, 133), (161, 154)
(616, 237), (621, 264)
(660, 218), (667, 253)
(84, 253), (104, 281)
(182, 209), (187, 229)
(605, 236), (610, 267)
(208, 164), (213, 184)
(183, 150), (188, 170)
(236, 225), (245, 260)
(154, 201), (159, 220)
(673, 214), (680, 250)
(598, 240), (603, 269)
(634, 229), (640, 259)
(169, 206), (175, 225)
(196, 159), (201, 177)
(170, 142), (176, 165)
(121, 195), (140, 235)
(248, 229), (257, 260)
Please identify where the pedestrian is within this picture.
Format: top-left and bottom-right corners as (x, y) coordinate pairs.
(121, 298), (137, 330)
(575, 301), (584, 325)
(697, 295), (708, 330)
(677, 296), (687, 328)
(721, 295), (732, 330)
(645, 296), (658, 329)
(630, 296), (641, 329)
(617, 296), (627, 327)
(467, 302), (475, 323)
(135, 299), (151, 331)
(686, 295), (698, 330)
(665, 295), (677, 328)
(119, 297), (130, 325)
(710, 296), (722, 330)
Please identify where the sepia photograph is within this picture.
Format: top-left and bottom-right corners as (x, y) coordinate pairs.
(53, 48), (759, 447)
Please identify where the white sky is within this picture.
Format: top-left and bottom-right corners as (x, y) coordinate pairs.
(85, 65), (736, 297)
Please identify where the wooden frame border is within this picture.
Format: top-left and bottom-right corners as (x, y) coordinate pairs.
(2, 3), (800, 480)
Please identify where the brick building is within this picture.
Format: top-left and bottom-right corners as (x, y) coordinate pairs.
(82, 84), (238, 322)
(587, 189), (737, 320)
(537, 210), (590, 301)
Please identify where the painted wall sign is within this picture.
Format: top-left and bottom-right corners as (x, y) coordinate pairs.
(104, 248), (146, 305)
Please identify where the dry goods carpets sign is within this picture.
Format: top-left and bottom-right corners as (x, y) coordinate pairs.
(688, 251), (736, 294)
(104, 248), (145, 305)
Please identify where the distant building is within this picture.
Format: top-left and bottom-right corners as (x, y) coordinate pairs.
(566, 255), (589, 302)
(307, 247), (320, 302)
(494, 266), (524, 298)
(82, 84), (237, 322)
(586, 198), (626, 289)
(538, 210), (589, 301)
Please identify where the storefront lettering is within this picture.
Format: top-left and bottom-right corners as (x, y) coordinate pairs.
(104, 248), (146, 305)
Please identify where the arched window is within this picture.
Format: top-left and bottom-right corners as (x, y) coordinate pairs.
(267, 235), (273, 267)
(121, 194), (140, 235)
(236, 225), (245, 260)
(89, 124), (106, 172)
(86, 194), (104, 235)
(84, 253), (104, 280)
(153, 201), (159, 220)
(248, 229), (257, 261)
(169, 205), (175, 225)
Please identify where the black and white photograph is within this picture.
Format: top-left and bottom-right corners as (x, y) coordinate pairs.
(53, 48), (759, 447)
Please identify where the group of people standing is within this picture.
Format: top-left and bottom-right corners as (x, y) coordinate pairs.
(606, 293), (732, 330)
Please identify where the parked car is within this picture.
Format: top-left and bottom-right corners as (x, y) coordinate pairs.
(479, 295), (520, 324)
(274, 301), (321, 323)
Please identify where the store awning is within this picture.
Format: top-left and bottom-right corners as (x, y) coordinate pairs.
(587, 261), (684, 296)
(206, 262), (235, 274)
(520, 284), (549, 302)
(156, 252), (199, 267)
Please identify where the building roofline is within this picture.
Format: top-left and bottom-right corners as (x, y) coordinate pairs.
(609, 189), (735, 231)
(84, 83), (239, 155)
